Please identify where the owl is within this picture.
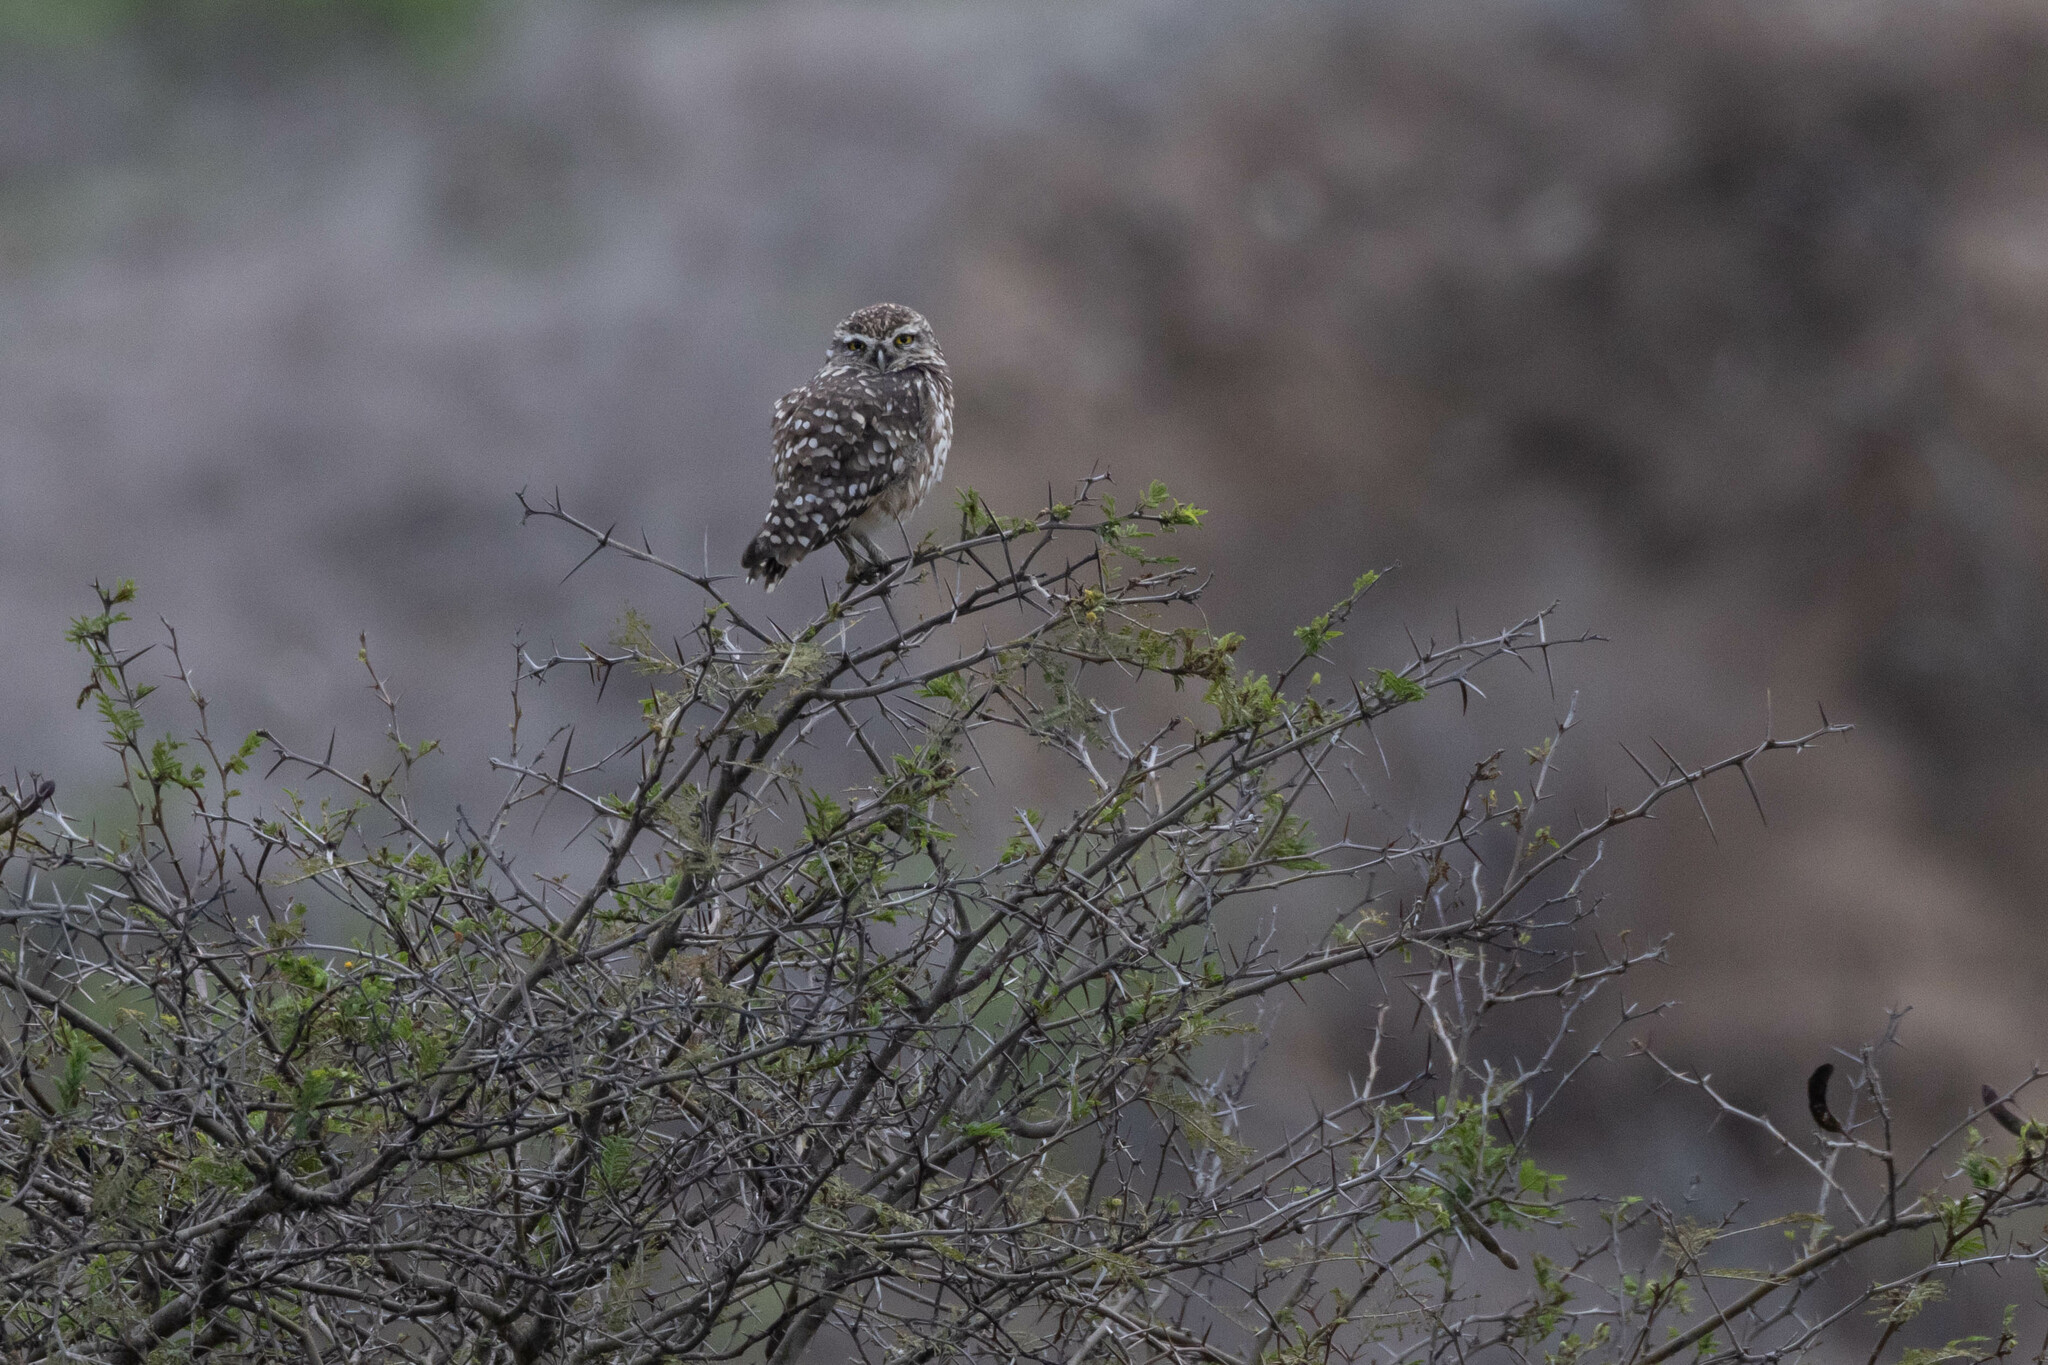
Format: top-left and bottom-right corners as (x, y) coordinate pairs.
(740, 303), (955, 591)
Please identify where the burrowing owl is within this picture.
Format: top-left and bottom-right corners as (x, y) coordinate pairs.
(740, 303), (954, 590)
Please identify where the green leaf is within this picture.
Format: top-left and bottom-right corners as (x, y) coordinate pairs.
(596, 1134), (635, 1191)
(1293, 613), (1342, 655)
(1373, 669), (1427, 704)
(56, 1026), (93, 1112)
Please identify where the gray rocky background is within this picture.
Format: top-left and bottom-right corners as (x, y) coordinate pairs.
(7, 0), (2048, 1244)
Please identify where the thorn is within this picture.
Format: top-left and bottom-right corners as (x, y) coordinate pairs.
(1617, 741), (1658, 786)
(1539, 613), (1556, 703)
(1737, 759), (1769, 827)
(561, 524), (617, 586)
(1651, 737), (1716, 842)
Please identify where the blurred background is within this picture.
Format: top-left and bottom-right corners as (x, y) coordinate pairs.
(6, 0), (2048, 1285)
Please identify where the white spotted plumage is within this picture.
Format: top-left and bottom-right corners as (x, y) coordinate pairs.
(741, 304), (954, 590)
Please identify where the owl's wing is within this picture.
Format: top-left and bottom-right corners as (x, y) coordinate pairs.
(767, 383), (821, 483)
(744, 369), (926, 586)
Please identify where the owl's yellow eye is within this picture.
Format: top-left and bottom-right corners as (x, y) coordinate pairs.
(895, 332), (918, 347)
(845, 338), (866, 351)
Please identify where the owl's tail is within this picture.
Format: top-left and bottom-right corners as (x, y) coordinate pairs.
(740, 533), (792, 591)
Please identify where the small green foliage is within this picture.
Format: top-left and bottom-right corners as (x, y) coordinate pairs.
(958, 486), (996, 536)
(275, 953), (330, 996)
(613, 606), (665, 668)
(1086, 480), (1206, 564)
(1898, 1349), (1980, 1365)
(1662, 1219), (1718, 1266)
(291, 1068), (350, 1140)
(146, 734), (205, 793)
(1541, 1323), (1612, 1365)
(1137, 479), (1206, 528)
(1372, 668), (1428, 705)
(1176, 630), (1242, 682)
(62, 578), (136, 649)
(999, 809), (1042, 864)
(957, 487), (1035, 538)
(1205, 669), (1281, 734)
(1514, 1255), (1576, 1343)
(1149, 1082), (1252, 1163)
(55, 1024), (94, 1113)
(1293, 612), (1342, 656)
(410, 1030), (448, 1079)
(596, 1135), (635, 1193)
(1219, 792), (1324, 872)
(916, 670), (969, 705)
(804, 791), (847, 842)
(224, 730), (264, 777)
(1872, 1279), (1945, 1326)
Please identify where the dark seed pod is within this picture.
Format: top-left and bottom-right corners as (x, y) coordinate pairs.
(1807, 1063), (1843, 1134)
(1982, 1084), (2028, 1138)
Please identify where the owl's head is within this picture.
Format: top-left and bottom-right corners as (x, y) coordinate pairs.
(832, 303), (943, 373)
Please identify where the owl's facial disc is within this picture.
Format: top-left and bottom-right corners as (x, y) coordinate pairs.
(878, 330), (926, 370)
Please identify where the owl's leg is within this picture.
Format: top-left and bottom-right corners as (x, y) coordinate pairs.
(855, 527), (895, 567)
(839, 532), (887, 585)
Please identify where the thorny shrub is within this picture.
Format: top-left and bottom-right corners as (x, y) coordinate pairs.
(0, 476), (2037, 1365)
